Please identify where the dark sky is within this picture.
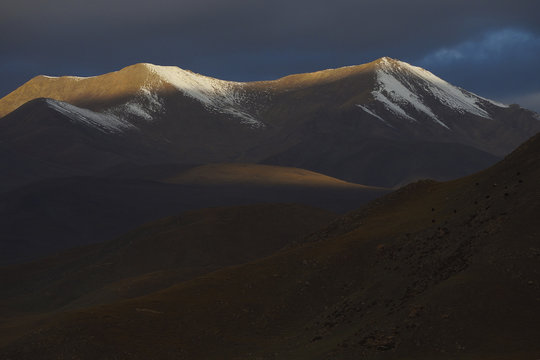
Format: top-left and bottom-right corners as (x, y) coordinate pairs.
(2, 0), (540, 111)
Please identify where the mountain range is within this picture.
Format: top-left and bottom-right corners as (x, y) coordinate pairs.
(1, 57), (538, 191)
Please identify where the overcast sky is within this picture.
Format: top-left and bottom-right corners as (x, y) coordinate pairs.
(2, 0), (540, 111)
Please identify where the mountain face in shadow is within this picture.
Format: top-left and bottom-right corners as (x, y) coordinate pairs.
(1, 124), (539, 359)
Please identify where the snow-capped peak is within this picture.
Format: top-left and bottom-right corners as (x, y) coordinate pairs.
(136, 64), (263, 127)
(362, 57), (508, 129)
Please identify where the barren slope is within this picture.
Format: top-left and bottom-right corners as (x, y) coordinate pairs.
(164, 163), (378, 188)
(0, 204), (336, 318)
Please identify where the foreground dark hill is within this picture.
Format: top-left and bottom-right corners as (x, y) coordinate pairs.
(0, 167), (386, 265)
(2, 129), (539, 358)
(1, 58), (538, 189)
(0, 204), (335, 319)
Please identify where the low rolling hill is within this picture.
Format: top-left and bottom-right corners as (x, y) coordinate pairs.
(164, 163), (380, 188)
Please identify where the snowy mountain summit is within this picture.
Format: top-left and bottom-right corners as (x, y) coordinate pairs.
(1, 57), (537, 143)
(0, 57), (522, 135)
(0, 62), (264, 131)
(120, 64), (262, 127)
(358, 57), (508, 130)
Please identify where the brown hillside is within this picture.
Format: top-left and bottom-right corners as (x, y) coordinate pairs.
(0, 64), (172, 116)
(164, 163), (380, 188)
(0, 203), (336, 345)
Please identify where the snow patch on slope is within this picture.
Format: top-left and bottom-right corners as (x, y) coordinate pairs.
(374, 58), (453, 129)
(121, 102), (154, 121)
(107, 87), (164, 121)
(45, 99), (135, 133)
(356, 105), (386, 122)
(356, 105), (394, 128)
(372, 91), (417, 122)
(474, 94), (508, 108)
(140, 64), (263, 127)
(40, 75), (94, 81)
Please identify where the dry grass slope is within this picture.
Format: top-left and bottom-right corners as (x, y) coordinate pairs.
(164, 163), (380, 188)
(0, 203), (337, 349)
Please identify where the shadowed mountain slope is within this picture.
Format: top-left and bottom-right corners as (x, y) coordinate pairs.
(1, 130), (539, 359)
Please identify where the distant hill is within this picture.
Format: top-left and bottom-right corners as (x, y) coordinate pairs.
(0, 170), (387, 265)
(163, 163), (379, 188)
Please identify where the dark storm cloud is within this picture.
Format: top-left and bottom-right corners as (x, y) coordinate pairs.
(1, 0), (540, 111)
(4, 0), (540, 51)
